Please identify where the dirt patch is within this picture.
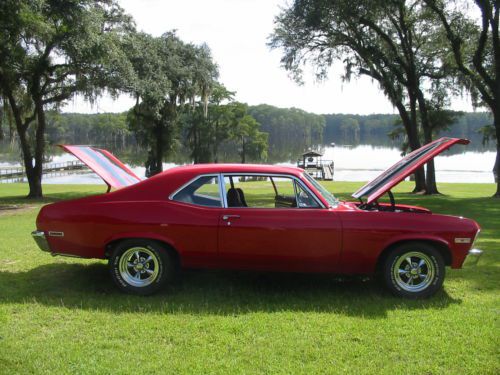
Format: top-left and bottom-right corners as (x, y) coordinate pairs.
(0, 205), (20, 211)
(0, 205), (37, 216)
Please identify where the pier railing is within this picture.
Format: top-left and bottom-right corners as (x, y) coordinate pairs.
(296, 159), (334, 180)
(0, 160), (88, 181)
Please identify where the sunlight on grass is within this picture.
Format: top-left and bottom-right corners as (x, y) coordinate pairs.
(0, 182), (498, 374)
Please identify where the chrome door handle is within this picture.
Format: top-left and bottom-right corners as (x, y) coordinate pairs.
(222, 215), (240, 220)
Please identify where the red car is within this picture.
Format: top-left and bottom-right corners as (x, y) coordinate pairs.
(32, 137), (482, 298)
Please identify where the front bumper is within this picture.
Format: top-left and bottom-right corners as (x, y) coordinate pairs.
(463, 248), (483, 267)
(31, 230), (51, 253)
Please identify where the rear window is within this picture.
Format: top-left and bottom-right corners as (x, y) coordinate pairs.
(172, 175), (222, 207)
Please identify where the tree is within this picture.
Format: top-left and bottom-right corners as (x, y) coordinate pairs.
(182, 98), (269, 164)
(126, 32), (172, 176)
(182, 103), (212, 163)
(424, 0), (500, 197)
(126, 32), (218, 176)
(182, 83), (237, 163)
(208, 83), (237, 162)
(340, 117), (360, 144)
(230, 112), (268, 163)
(270, 0), (457, 194)
(247, 104), (324, 162)
(0, 0), (134, 197)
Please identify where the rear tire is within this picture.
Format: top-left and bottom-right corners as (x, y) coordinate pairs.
(109, 239), (175, 295)
(382, 242), (445, 299)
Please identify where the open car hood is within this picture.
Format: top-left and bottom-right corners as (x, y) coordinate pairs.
(352, 137), (470, 204)
(60, 145), (142, 189)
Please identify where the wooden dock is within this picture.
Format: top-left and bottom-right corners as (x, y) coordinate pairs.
(297, 160), (334, 180)
(297, 150), (334, 181)
(0, 161), (88, 182)
(302, 162), (334, 180)
(321, 163), (334, 180)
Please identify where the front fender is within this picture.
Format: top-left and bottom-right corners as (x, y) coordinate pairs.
(381, 234), (451, 254)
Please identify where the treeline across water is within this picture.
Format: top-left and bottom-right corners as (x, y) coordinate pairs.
(1, 106), (493, 165)
(324, 112), (493, 149)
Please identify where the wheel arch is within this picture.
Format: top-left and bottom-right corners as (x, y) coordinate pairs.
(104, 235), (181, 268)
(375, 238), (452, 275)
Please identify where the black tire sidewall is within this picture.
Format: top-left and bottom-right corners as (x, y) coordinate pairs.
(109, 239), (173, 295)
(383, 242), (445, 299)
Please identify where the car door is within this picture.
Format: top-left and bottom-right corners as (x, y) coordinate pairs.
(168, 174), (223, 268)
(217, 174), (342, 272)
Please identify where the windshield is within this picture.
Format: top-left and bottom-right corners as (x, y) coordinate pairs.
(303, 173), (338, 207)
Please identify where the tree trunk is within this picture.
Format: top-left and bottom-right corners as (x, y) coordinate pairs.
(416, 89), (440, 194)
(154, 123), (164, 175)
(425, 160), (439, 194)
(145, 123), (164, 177)
(494, 144), (499, 196)
(0, 103), (4, 140)
(28, 98), (46, 198)
(241, 137), (246, 163)
(422, 125), (439, 195)
(494, 110), (500, 197)
(394, 100), (426, 192)
(6, 100), (15, 143)
(16, 122), (41, 198)
(5, 90), (41, 198)
(213, 119), (219, 163)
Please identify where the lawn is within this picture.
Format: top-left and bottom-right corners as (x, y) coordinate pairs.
(0, 182), (498, 374)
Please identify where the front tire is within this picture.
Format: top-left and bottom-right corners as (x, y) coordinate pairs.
(109, 239), (175, 295)
(382, 242), (445, 298)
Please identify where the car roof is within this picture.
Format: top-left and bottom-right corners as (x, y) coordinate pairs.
(161, 163), (304, 176)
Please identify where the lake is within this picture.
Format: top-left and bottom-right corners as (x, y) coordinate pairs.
(0, 144), (496, 185)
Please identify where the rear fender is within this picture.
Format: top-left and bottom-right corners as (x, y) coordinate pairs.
(104, 232), (178, 257)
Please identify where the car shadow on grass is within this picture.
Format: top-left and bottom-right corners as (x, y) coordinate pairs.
(0, 262), (463, 318)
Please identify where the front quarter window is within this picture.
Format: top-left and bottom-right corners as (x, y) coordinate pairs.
(303, 173), (338, 207)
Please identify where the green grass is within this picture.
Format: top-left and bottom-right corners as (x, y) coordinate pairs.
(0, 182), (499, 374)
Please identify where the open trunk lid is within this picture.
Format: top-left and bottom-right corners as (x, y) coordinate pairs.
(352, 137), (470, 204)
(60, 145), (142, 189)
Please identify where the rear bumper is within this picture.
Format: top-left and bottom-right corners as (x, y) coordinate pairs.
(463, 248), (483, 267)
(31, 231), (51, 253)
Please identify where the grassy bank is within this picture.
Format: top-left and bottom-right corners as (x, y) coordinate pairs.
(0, 182), (498, 374)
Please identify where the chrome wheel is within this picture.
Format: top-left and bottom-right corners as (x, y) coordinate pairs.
(118, 247), (159, 287)
(393, 251), (435, 292)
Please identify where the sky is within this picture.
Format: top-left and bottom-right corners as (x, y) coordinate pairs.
(63, 0), (474, 115)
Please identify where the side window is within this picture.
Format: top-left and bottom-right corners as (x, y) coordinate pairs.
(172, 175), (221, 207)
(273, 177), (296, 208)
(223, 175), (320, 208)
(224, 175), (279, 208)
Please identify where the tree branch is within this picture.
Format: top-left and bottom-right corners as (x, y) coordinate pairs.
(473, 0), (495, 89)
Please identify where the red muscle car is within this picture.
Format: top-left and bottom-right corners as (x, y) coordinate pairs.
(32, 137), (482, 297)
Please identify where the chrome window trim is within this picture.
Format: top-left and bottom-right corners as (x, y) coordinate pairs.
(168, 173), (224, 208)
(218, 173), (228, 208)
(220, 172), (326, 209)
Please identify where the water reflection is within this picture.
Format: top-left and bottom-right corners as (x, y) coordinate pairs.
(1, 142), (495, 185)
